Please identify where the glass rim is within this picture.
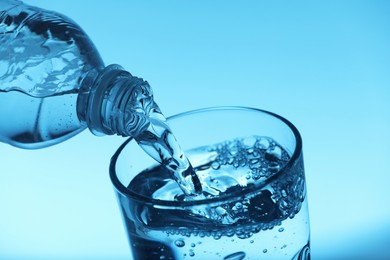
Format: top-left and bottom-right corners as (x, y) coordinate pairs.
(109, 106), (303, 207)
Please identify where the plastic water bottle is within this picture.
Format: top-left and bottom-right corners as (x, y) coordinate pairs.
(0, 0), (202, 194)
(0, 0), (161, 149)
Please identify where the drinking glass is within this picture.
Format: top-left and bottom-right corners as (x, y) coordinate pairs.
(110, 106), (310, 259)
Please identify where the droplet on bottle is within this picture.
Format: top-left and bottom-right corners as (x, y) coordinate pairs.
(278, 227), (284, 232)
(263, 249), (268, 253)
(191, 243), (196, 248)
(189, 249), (195, 257)
(175, 239), (185, 247)
(223, 251), (246, 260)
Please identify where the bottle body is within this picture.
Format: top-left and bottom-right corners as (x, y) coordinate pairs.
(0, 0), (104, 148)
(0, 87), (84, 148)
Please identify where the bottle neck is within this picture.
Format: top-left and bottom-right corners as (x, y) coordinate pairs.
(77, 64), (156, 137)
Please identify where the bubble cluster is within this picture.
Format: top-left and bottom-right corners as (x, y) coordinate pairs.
(137, 136), (306, 240)
(206, 136), (291, 184)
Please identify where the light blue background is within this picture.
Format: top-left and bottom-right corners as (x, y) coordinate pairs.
(1, 0), (389, 259)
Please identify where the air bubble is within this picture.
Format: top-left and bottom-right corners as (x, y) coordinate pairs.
(228, 157), (234, 164)
(211, 161), (220, 170)
(213, 232), (222, 240)
(226, 231), (235, 237)
(249, 159), (261, 170)
(175, 239), (185, 247)
(269, 162), (280, 173)
(280, 199), (289, 209)
(233, 160), (239, 168)
(243, 136), (257, 147)
(223, 251), (246, 260)
(215, 206), (227, 216)
(257, 138), (270, 149)
(230, 146), (239, 155)
(265, 146), (282, 161)
(249, 158), (260, 164)
(252, 172), (261, 180)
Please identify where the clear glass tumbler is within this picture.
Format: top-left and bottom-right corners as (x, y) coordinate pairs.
(110, 106), (310, 260)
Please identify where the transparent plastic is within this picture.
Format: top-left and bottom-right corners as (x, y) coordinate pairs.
(0, 0), (154, 148)
(0, 0), (202, 195)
